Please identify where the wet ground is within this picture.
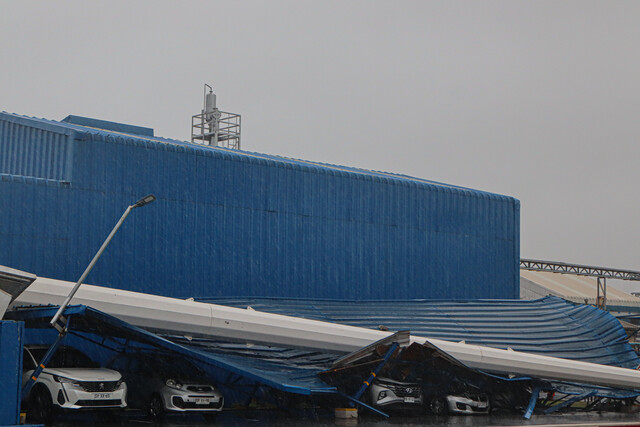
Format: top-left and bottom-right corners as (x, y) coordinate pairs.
(47, 408), (640, 427)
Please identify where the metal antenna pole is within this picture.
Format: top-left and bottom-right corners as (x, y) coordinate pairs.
(50, 194), (156, 330)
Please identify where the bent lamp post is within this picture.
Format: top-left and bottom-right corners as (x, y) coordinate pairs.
(23, 195), (156, 398)
(50, 194), (156, 330)
(22, 195), (156, 398)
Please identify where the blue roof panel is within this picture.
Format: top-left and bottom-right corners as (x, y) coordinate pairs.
(8, 298), (639, 403)
(7, 305), (337, 395)
(199, 296), (640, 369)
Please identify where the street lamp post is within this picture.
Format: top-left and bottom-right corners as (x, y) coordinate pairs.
(22, 195), (157, 399)
(50, 194), (156, 330)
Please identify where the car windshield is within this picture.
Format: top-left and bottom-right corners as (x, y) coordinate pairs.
(28, 346), (99, 369)
(156, 355), (205, 380)
(110, 352), (207, 381)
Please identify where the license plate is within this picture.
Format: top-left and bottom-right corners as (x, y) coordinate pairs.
(94, 393), (112, 399)
(195, 398), (211, 405)
(404, 397), (416, 403)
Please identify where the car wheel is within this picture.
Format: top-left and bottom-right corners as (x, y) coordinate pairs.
(148, 394), (165, 420)
(429, 396), (447, 415)
(30, 385), (54, 423)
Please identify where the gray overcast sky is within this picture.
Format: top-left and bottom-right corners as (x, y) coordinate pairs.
(2, 1), (639, 291)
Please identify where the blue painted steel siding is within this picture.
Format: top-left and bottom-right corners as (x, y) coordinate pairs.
(0, 113), (520, 299)
(0, 117), (73, 181)
(62, 115), (154, 137)
(0, 321), (24, 426)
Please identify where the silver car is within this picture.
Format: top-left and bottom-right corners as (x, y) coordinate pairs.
(445, 393), (490, 414)
(108, 352), (223, 420)
(370, 377), (490, 416)
(425, 392), (490, 415)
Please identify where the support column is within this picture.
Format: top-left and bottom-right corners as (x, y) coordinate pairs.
(0, 321), (24, 426)
(597, 277), (607, 310)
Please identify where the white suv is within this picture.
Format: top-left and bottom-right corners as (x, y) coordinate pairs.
(369, 377), (424, 409)
(22, 345), (127, 422)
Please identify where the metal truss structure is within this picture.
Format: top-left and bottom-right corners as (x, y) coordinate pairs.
(191, 84), (241, 149)
(520, 259), (640, 281)
(520, 259), (640, 310)
(191, 110), (241, 149)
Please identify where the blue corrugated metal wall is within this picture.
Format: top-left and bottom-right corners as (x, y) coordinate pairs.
(0, 321), (24, 426)
(0, 112), (520, 300)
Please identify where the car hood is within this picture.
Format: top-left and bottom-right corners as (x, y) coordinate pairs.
(171, 377), (206, 385)
(375, 377), (419, 386)
(42, 368), (121, 381)
(163, 378), (219, 390)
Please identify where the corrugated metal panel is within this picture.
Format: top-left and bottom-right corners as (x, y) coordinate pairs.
(201, 296), (640, 369)
(10, 303), (639, 406)
(0, 321), (23, 425)
(0, 115), (74, 181)
(521, 271), (640, 310)
(61, 115), (154, 137)
(8, 305), (337, 397)
(0, 112), (520, 300)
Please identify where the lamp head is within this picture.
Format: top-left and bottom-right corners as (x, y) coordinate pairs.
(133, 194), (156, 208)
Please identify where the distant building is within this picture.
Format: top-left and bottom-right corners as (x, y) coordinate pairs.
(521, 270), (640, 313)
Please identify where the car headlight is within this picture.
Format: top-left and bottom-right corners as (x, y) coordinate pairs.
(377, 391), (387, 400)
(53, 375), (82, 388)
(165, 379), (183, 390)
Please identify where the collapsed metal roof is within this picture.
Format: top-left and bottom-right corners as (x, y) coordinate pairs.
(7, 296), (640, 417)
(198, 295), (640, 369)
(6, 305), (338, 396)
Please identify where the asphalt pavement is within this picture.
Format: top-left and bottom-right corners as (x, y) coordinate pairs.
(48, 408), (640, 427)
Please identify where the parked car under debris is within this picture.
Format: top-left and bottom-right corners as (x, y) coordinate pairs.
(319, 333), (532, 418)
(22, 345), (127, 423)
(368, 376), (491, 415)
(368, 377), (423, 410)
(107, 351), (223, 420)
(440, 392), (490, 415)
